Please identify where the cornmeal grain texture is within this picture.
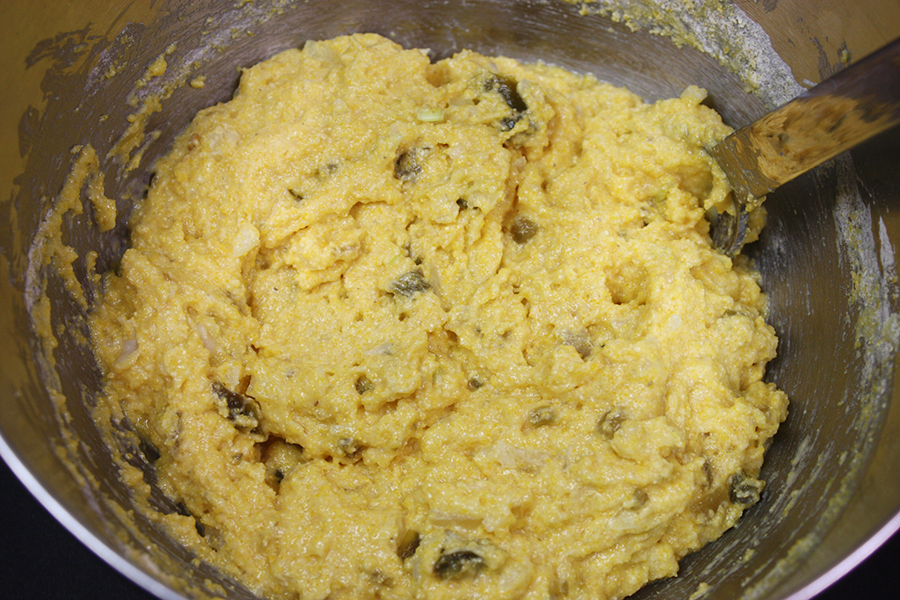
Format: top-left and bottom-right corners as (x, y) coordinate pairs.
(90, 34), (788, 600)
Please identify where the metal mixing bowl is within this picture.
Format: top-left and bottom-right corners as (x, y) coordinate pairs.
(1, 1), (899, 599)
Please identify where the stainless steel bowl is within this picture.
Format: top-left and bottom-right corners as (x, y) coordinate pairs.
(1, 1), (899, 599)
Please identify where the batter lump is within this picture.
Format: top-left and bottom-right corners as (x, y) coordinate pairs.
(90, 34), (788, 600)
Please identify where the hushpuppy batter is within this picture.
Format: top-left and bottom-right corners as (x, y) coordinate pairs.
(90, 33), (788, 600)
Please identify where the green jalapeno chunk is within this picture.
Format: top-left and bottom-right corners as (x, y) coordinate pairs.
(433, 550), (485, 580)
(728, 472), (764, 506)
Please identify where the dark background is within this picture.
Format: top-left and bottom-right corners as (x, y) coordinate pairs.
(1, 456), (897, 599)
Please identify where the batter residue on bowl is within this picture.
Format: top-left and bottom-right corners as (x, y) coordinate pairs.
(89, 33), (788, 600)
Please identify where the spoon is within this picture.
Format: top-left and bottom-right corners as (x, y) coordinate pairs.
(708, 36), (900, 257)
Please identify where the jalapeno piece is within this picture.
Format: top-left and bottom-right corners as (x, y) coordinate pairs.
(510, 215), (538, 243)
(389, 270), (431, 297)
(728, 472), (764, 506)
(433, 550), (485, 580)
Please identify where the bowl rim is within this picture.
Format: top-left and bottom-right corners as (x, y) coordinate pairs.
(0, 433), (187, 600)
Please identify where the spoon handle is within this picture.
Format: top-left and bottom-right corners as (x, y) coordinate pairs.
(711, 37), (900, 203)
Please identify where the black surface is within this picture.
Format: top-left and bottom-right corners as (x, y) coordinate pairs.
(1, 455), (898, 599)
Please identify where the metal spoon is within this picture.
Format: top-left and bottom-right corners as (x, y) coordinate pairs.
(708, 37), (900, 257)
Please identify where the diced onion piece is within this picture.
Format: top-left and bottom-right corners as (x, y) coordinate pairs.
(114, 338), (138, 367)
(232, 222), (260, 257)
(416, 107), (445, 123)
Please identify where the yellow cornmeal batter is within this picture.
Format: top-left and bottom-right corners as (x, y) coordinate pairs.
(90, 33), (788, 600)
